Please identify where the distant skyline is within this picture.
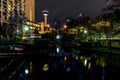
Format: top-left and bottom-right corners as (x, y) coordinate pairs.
(35, 0), (113, 23)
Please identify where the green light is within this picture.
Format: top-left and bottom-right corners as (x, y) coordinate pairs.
(44, 63), (48, 67)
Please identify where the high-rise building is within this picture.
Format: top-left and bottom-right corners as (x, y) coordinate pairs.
(0, 0), (25, 38)
(24, 0), (35, 22)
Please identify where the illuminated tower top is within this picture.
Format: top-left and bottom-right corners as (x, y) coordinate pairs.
(42, 10), (49, 16)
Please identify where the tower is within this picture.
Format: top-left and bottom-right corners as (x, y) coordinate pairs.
(42, 10), (49, 28)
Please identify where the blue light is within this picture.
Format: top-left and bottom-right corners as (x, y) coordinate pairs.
(19, 73), (24, 78)
(67, 67), (70, 72)
(90, 67), (93, 72)
(72, 60), (75, 68)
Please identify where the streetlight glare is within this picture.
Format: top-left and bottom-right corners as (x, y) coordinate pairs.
(84, 30), (88, 34)
(64, 25), (67, 29)
(56, 35), (61, 39)
(25, 69), (29, 74)
(24, 26), (29, 31)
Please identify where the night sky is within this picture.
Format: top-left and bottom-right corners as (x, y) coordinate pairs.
(35, 0), (107, 23)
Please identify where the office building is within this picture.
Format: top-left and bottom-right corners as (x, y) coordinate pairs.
(24, 0), (35, 22)
(0, 0), (25, 38)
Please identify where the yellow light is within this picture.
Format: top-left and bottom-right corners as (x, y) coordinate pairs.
(27, 22), (29, 25)
(80, 26), (84, 29)
(43, 13), (48, 16)
(64, 25), (67, 29)
(88, 63), (91, 70)
(102, 63), (106, 68)
(47, 24), (50, 27)
(64, 56), (67, 61)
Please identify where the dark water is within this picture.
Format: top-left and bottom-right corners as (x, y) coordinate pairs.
(0, 43), (120, 80)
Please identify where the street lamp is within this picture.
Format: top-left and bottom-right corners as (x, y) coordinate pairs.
(22, 25), (30, 39)
(63, 25), (67, 29)
(24, 25), (29, 31)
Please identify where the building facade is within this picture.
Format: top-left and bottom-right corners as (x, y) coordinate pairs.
(0, 0), (51, 39)
(0, 0), (25, 38)
(24, 0), (35, 22)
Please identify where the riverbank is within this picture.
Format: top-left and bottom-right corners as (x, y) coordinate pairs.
(81, 46), (120, 54)
(91, 47), (120, 54)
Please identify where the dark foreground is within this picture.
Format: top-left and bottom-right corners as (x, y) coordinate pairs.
(0, 41), (120, 80)
(0, 49), (120, 80)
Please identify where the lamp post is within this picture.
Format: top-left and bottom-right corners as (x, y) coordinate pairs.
(22, 25), (29, 40)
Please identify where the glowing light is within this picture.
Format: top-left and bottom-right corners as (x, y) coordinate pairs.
(84, 30), (88, 34)
(42, 67), (49, 71)
(66, 19), (70, 22)
(24, 26), (29, 31)
(75, 55), (78, 60)
(43, 63), (49, 71)
(67, 67), (70, 72)
(80, 56), (83, 60)
(84, 59), (87, 67)
(88, 63), (91, 70)
(25, 69), (29, 74)
(47, 24), (50, 27)
(78, 13), (83, 17)
(63, 25), (67, 29)
(43, 13), (48, 16)
(102, 63), (106, 68)
(56, 47), (60, 53)
(64, 56), (67, 61)
(44, 64), (48, 67)
(56, 35), (61, 39)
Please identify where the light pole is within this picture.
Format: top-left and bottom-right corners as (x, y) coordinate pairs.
(22, 25), (29, 40)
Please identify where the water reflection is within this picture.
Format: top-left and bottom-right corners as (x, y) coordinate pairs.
(0, 47), (120, 79)
(1, 53), (118, 80)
